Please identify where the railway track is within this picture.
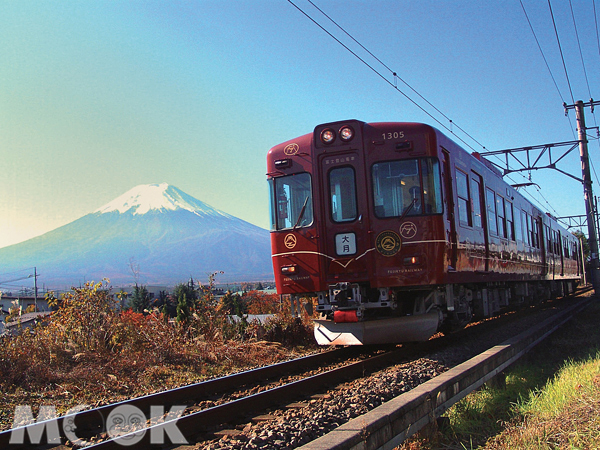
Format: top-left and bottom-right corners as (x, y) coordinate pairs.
(3, 287), (593, 449)
(1, 345), (408, 449)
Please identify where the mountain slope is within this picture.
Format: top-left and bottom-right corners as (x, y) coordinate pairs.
(0, 183), (272, 287)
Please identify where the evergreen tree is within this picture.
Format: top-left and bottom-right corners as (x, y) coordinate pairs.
(176, 293), (190, 324)
(130, 284), (150, 313)
(219, 291), (247, 316)
(173, 281), (197, 311)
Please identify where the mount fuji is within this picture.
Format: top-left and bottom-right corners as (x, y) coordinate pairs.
(0, 183), (273, 287)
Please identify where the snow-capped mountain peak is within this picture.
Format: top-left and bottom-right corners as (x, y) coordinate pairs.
(0, 182), (271, 286)
(94, 183), (230, 218)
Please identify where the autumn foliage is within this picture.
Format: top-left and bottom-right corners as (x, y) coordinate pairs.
(0, 279), (316, 425)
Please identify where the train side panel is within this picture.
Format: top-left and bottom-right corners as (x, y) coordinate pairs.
(267, 120), (582, 345)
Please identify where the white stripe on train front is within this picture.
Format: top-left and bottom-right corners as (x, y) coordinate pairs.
(272, 240), (449, 268)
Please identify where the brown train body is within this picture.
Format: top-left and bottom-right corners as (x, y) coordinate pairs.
(267, 121), (582, 345)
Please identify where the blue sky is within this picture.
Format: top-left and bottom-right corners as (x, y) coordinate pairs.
(1, 0), (599, 249)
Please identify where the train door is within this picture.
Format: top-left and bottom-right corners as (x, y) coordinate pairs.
(470, 172), (489, 271)
(442, 150), (458, 270)
(318, 152), (370, 285)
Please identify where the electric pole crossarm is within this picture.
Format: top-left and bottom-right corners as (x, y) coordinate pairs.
(502, 165), (582, 182)
(482, 140), (580, 155)
(480, 141), (582, 181)
(556, 215), (588, 229)
(566, 99), (600, 293)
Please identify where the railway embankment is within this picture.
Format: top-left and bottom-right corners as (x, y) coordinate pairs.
(1, 285), (594, 449)
(401, 289), (600, 450)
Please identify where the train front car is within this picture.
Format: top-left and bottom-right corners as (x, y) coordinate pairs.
(267, 121), (447, 345)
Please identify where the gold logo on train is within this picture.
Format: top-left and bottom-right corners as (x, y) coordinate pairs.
(284, 233), (297, 249)
(284, 143), (299, 156)
(376, 230), (401, 256)
(400, 221), (418, 239)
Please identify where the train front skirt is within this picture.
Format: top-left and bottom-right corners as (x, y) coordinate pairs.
(313, 310), (441, 345)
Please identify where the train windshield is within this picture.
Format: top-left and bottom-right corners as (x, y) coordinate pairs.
(269, 173), (313, 230)
(372, 158), (443, 218)
(329, 166), (358, 222)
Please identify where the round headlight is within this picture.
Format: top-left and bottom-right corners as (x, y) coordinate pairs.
(321, 129), (336, 144)
(339, 126), (354, 142)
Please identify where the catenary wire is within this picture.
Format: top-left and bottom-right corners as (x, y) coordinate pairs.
(520, 0), (577, 140)
(548, 0), (575, 104)
(289, 0), (578, 221)
(287, 0), (486, 152)
(596, 0), (600, 60)
(303, 0), (480, 147)
(568, 0), (600, 176)
(520, 0), (566, 104)
(568, 0), (593, 100)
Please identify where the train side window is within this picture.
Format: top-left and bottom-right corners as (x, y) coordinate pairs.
(505, 201), (515, 241)
(271, 173), (313, 230)
(497, 195), (507, 239)
(532, 218), (539, 248)
(421, 159), (443, 214)
(545, 225), (552, 253)
(486, 188), (498, 235)
(514, 205), (522, 242)
(470, 176), (483, 228)
(372, 158), (442, 218)
(329, 166), (358, 223)
(456, 169), (472, 226)
(525, 213), (533, 247)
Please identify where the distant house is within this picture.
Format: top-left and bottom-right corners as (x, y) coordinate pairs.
(1, 311), (51, 336)
(0, 295), (51, 315)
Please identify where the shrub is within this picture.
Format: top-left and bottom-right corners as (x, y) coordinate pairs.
(0, 276), (318, 416)
(244, 290), (280, 314)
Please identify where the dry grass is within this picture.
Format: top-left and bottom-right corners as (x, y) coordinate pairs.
(0, 280), (317, 430)
(484, 355), (600, 449)
(397, 296), (600, 450)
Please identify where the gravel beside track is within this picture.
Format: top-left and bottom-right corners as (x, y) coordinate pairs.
(195, 294), (591, 450)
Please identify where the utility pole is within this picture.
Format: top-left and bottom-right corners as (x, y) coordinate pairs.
(596, 196), (600, 249)
(566, 100), (600, 293)
(34, 267), (38, 312)
(482, 99), (600, 294)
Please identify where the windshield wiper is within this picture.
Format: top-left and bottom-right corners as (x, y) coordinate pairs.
(293, 196), (310, 231)
(398, 198), (417, 221)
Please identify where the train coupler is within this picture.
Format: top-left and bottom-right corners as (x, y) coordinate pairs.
(329, 282), (362, 307)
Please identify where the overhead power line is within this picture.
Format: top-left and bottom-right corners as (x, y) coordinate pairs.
(286, 0), (487, 153)
(548, 0), (575, 104)
(568, 0), (593, 100)
(519, 0), (565, 104)
(519, 0), (581, 143)
(288, 0), (581, 219)
(595, 0), (600, 61)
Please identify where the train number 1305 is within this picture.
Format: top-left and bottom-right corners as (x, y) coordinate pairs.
(382, 131), (405, 140)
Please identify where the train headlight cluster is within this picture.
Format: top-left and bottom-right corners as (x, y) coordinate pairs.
(320, 125), (355, 145)
(321, 129), (336, 144)
(403, 256), (420, 265)
(281, 265), (297, 274)
(339, 126), (354, 142)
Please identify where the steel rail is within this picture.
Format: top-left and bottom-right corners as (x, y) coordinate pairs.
(1, 346), (360, 448)
(81, 348), (403, 449)
(299, 296), (592, 450)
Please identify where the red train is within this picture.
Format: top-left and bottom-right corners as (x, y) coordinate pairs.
(267, 121), (583, 345)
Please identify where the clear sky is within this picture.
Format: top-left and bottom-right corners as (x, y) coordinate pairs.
(1, 0), (599, 249)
